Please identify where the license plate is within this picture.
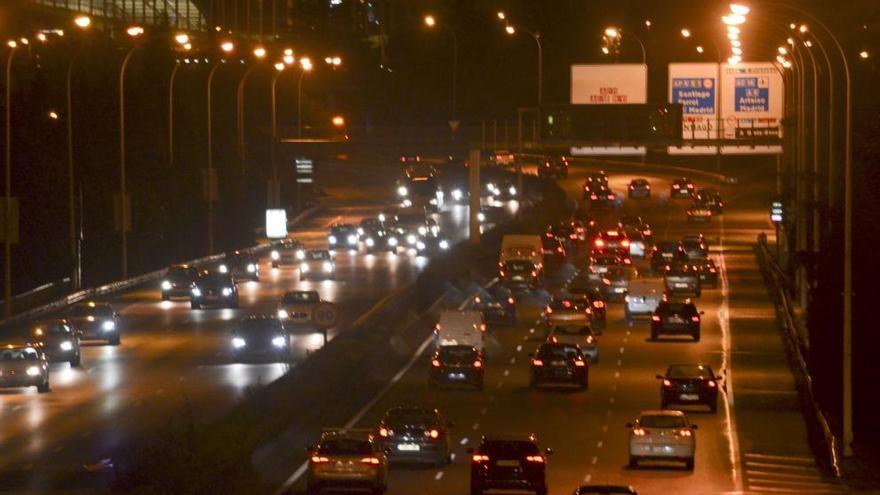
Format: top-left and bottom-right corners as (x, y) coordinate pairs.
(551, 360), (566, 366)
(512, 276), (524, 281)
(674, 283), (689, 288)
(397, 443), (420, 452)
(652, 446), (671, 453)
(680, 394), (700, 401)
(447, 373), (466, 380)
(496, 460), (520, 467)
(670, 316), (684, 323)
(662, 253), (673, 259)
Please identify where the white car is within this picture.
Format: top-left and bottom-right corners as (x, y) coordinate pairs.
(300, 250), (335, 281)
(627, 410), (697, 470)
(276, 290), (322, 326)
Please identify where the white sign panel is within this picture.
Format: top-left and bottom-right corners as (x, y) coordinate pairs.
(720, 62), (783, 154)
(668, 63), (719, 155)
(265, 209), (288, 239)
(570, 64), (647, 156)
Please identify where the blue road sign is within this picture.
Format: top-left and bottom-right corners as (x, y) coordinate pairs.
(672, 77), (715, 115)
(734, 77), (770, 112)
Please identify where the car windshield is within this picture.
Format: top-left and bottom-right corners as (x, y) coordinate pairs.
(361, 219), (380, 229)
(482, 440), (539, 457)
(34, 323), (69, 335)
(640, 415), (687, 429)
(317, 438), (374, 456)
(239, 319), (282, 334)
(660, 302), (693, 314)
(167, 268), (193, 281)
(282, 291), (319, 304)
(0, 348), (39, 361)
(384, 408), (437, 426)
(198, 273), (231, 285)
(438, 346), (477, 363)
(305, 251), (330, 261)
(504, 260), (534, 272)
(71, 304), (113, 318)
(668, 364), (714, 378)
(331, 225), (354, 234)
(537, 344), (579, 360)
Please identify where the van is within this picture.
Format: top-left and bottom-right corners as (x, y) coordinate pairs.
(624, 278), (666, 322)
(434, 310), (487, 352)
(500, 235), (543, 269)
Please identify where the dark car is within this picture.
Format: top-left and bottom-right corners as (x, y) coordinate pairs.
(541, 236), (567, 261)
(628, 178), (651, 198)
(538, 155), (569, 179)
(220, 251), (259, 282)
(471, 287), (516, 326)
(231, 316), (290, 362)
(681, 236), (709, 260)
(66, 301), (120, 345)
(161, 264), (198, 300)
(651, 300), (702, 341)
(618, 215), (653, 245)
(545, 222), (575, 244)
(429, 345), (484, 390)
(359, 218), (395, 254)
(484, 178), (518, 201)
(328, 223), (359, 250)
(191, 271), (239, 309)
(0, 341), (50, 393)
(651, 241), (688, 272)
(694, 258), (719, 288)
(671, 177), (695, 198)
(658, 363), (722, 413)
(594, 229), (630, 252)
(663, 263), (701, 297)
(589, 249), (630, 276)
(686, 200), (713, 223)
(574, 486), (639, 495)
(468, 434), (551, 495)
(414, 235), (451, 257)
(588, 186), (617, 209)
(500, 260), (539, 289)
(696, 188), (724, 214)
(270, 239), (306, 268)
(29, 318), (81, 366)
(584, 171), (609, 192)
(530, 342), (589, 389)
(564, 283), (607, 330)
(377, 406), (452, 466)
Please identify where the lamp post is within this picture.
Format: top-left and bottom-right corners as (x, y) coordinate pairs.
(168, 32), (192, 171)
(297, 56), (313, 139)
(4, 40), (19, 317)
(680, 30), (723, 167)
(236, 45), (266, 174)
(206, 40), (234, 255)
(498, 17), (543, 110)
(270, 54), (293, 207)
(604, 26), (647, 65)
(67, 15), (91, 290)
(424, 15), (459, 127)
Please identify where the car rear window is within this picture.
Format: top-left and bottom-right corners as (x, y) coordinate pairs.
(537, 344), (579, 360)
(318, 439), (374, 456)
(668, 364), (714, 378)
(504, 260), (534, 272)
(438, 346), (477, 362)
(550, 299), (587, 311)
(640, 415), (686, 428)
(71, 304), (113, 318)
(553, 325), (592, 336)
(384, 408), (437, 426)
(483, 440), (539, 456)
(34, 323), (70, 335)
(167, 268), (193, 281)
(240, 319), (282, 334)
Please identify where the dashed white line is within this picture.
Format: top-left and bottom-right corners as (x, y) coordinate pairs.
(503, 369), (510, 377)
(617, 359), (622, 366)
(583, 474), (593, 483)
(619, 347), (625, 354)
(614, 371), (620, 378)
(480, 407), (488, 415)
(434, 471), (444, 480)
(516, 345), (522, 352)
(602, 425), (608, 433)
(609, 397), (615, 404)
(597, 441), (604, 448)
(509, 357), (516, 364)
(591, 456), (598, 465)
(472, 423), (479, 430)
(460, 438), (469, 445)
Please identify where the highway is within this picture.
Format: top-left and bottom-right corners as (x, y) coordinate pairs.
(275, 161), (845, 495)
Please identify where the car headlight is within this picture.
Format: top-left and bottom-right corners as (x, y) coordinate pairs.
(402, 199), (412, 207)
(232, 337), (246, 349)
(378, 213), (386, 222)
(272, 336), (287, 348)
(323, 261), (333, 272)
(365, 237), (375, 247)
(397, 186), (408, 197)
(102, 321), (116, 331)
(486, 182), (495, 192)
(301, 264), (310, 273)
(477, 212), (486, 222)
(388, 237), (398, 247)
(357, 228), (364, 235)
(161, 280), (172, 290)
(431, 226), (439, 235)
(247, 263), (256, 273)
(191, 287), (202, 297)
(26, 366), (40, 377)
(218, 264), (228, 273)
(451, 189), (463, 200)
(277, 309), (289, 319)
(347, 234), (357, 245)
(271, 250), (280, 260)
(418, 226), (427, 236)
(416, 241), (426, 251)
(439, 239), (450, 250)
(328, 235), (337, 244)
(295, 250), (305, 260)
(222, 287), (233, 297)
(508, 186), (517, 196)
(406, 234), (417, 245)
(60, 341), (73, 351)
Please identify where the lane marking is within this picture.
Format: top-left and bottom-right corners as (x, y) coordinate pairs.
(515, 345), (522, 352)
(509, 357), (516, 364)
(591, 456), (598, 465)
(480, 407), (488, 415)
(503, 370), (509, 377)
(619, 346), (625, 354)
(460, 438), (469, 446)
(614, 371), (620, 378)
(434, 471), (444, 481)
(718, 214), (743, 493)
(602, 425), (608, 433)
(616, 359), (622, 366)
(597, 441), (603, 448)
(583, 474), (592, 483)
(472, 423), (479, 430)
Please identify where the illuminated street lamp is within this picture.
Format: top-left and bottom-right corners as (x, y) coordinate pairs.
(604, 27), (619, 38)
(332, 116), (345, 127)
(221, 41), (234, 52)
(680, 28), (691, 38)
(297, 56), (314, 138)
(730, 4), (751, 15)
(778, 46), (788, 55)
(722, 14), (746, 25)
(174, 33), (190, 45)
(423, 14), (459, 123)
(860, 50), (870, 59)
(253, 46), (267, 58)
(423, 15), (436, 27)
(74, 15), (91, 28)
(496, 11), (505, 20)
(604, 26), (646, 64)
(126, 25), (144, 37)
(505, 25), (515, 35)
(696, 45), (705, 54)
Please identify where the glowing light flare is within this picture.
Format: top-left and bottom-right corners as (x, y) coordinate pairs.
(274, 62), (285, 71)
(300, 57), (313, 71)
(126, 25), (144, 37)
(680, 28), (691, 38)
(601, 46), (610, 55)
(253, 46), (267, 58)
(48, 110), (59, 120)
(505, 25), (515, 35)
(860, 50), (870, 59)
(174, 33), (189, 45)
(604, 27), (620, 38)
(74, 15), (92, 28)
(221, 41), (234, 52)
(424, 15), (436, 27)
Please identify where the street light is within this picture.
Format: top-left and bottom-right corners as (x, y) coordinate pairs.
(253, 46), (267, 58)
(174, 33), (189, 45)
(496, 11), (505, 20)
(297, 56), (313, 139)
(332, 116), (345, 127)
(722, 14), (746, 25)
(74, 15), (91, 28)
(505, 25), (515, 35)
(206, 40), (234, 255)
(126, 25), (144, 37)
(603, 26), (646, 64)
(696, 45), (705, 54)
(730, 4), (751, 15)
(4, 40), (20, 316)
(860, 50), (870, 59)
(424, 15), (436, 27)
(423, 15), (459, 124)
(604, 27), (619, 38)
(680, 28), (691, 38)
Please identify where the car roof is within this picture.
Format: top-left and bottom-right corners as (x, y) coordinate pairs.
(481, 433), (538, 443)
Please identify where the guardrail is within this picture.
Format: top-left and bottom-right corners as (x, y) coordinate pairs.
(756, 233), (841, 477)
(0, 205), (322, 330)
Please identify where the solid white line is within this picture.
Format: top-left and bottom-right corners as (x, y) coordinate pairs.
(719, 214), (744, 493)
(745, 453), (816, 463)
(746, 470), (825, 481)
(745, 461), (819, 472)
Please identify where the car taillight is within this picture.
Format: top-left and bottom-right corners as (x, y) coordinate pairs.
(708, 380), (716, 388)
(427, 429), (440, 439)
(595, 239), (604, 247)
(691, 316), (701, 322)
(609, 194), (616, 200)
(621, 240), (630, 247)
(473, 360), (483, 368)
(590, 194), (598, 200)
(709, 268), (717, 273)
(574, 360), (586, 367)
(310, 455), (330, 463)
(508, 297), (515, 305)
(499, 270), (506, 277)
(474, 296), (481, 304)
(629, 185), (634, 189)
(379, 427), (391, 437)
(557, 247), (564, 253)
(651, 315), (662, 322)
(687, 184), (694, 189)
(644, 229), (652, 236)
(361, 457), (381, 465)
(586, 335), (594, 344)
(676, 429), (693, 437)
(480, 323), (487, 332)
(525, 455), (545, 463)
(633, 428), (648, 436)
(663, 379), (672, 387)
(532, 359), (544, 367)
(431, 359), (441, 368)
(472, 454), (490, 463)
(602, 278), (611, 285)
(673, 184), (680, 189)
(531, 270), (538, 277)
(593, 301), (605, 308)
(435, 323), (442, 331)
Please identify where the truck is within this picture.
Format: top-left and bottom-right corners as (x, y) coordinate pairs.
(433, 310), (487, 352)
(499, 235), (544, 271)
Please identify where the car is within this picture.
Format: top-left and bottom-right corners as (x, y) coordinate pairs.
(500, 260), (540, 290)
(538, 155), (569, 179)
(190, 270), (239, 309)
(624, 278), (666, 323)
(663, 263), (701, 297)
(270, 239), (306, 268)
(471, 287), (516, 326)
(564, 283), (607, 330)
(358, 218), (393, 254)
(377, 407), (452, 466)
(542, 297), (592, 329)
(434, 310), (487, 352)
(328, 223), (359, 250)
(621, 228), (648, 258)
(306, 429), (389, 494)
(66, 301), (120, 345)
(397, 172), (443, 211)
(650, 241), (688, 272)
(658, 363), (722, 413)
(488, 150), (516, 169)
(686, 201), (713, 223)
(220, 251), (260, 282)
(602, 266), (638, 301)
(594, 229), (630, 252)
(547, 325), (599, 363)
(589, 249), (630, 277)
(447, 183), (470, 204)
(695, 188), (724, 214)
(541, 235), (566, 261)
(627, 410), (697, 470)
(391, 209), (438, 250)
(231, 316), (290, 362)
(545, 221), (576, 244)
(484, 178), (518, 201)
(628, 178), (651, 198)
(477, 205), (504, 225)
(277, 290), (322, 327)
(693, 258), (719, 288)
(0, 341), (50, 393)
(618, 215), (653, 245)
(670, 177), (695, 198)
(681, 235), (709, 260)
(651, 299), (702, 341)
(588, 186), (617, 209)
(585, 171), (609, 191)
(414, 235), (451, 256)
(300, 249), (335, 281)
(468, 434), (551, 495)
(529, 342), (589, 389)
(161, 264), (199, 300)
(429, 344), (484, 390)
(573, 485), (639, 495)
(29, 318), (81, 366)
